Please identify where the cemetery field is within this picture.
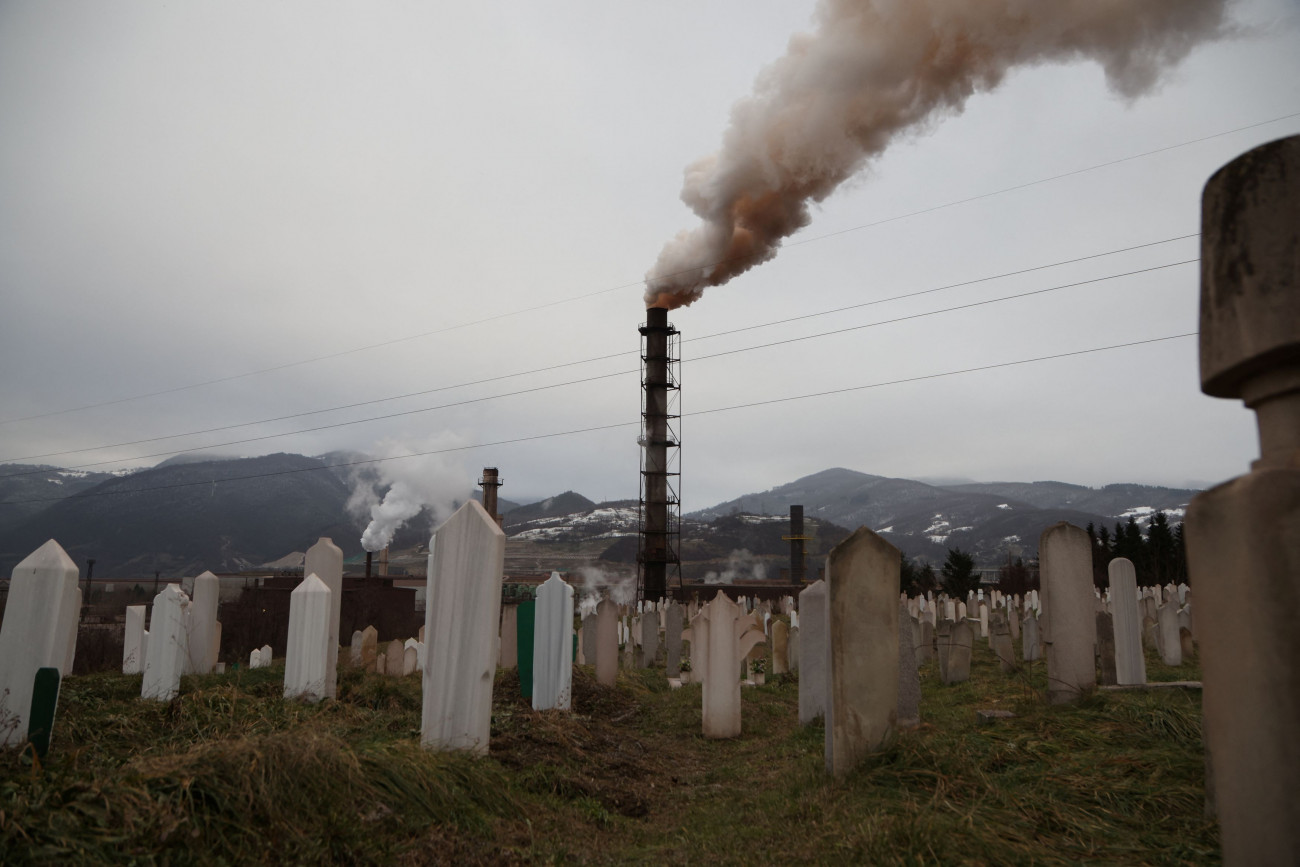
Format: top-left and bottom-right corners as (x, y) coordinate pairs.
(1, 641), (1211, 866)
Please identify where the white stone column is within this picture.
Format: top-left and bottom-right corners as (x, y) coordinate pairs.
(532, 573), (574, 711)
(420, 500), (505, 754)
(188, 571), (220, 675)
(0, 540), (82, 745)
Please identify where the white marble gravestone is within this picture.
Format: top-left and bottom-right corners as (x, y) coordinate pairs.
(0, 540), (82, 746)
(420, 500), (505, 754)
(1107, 558), (1146, 685)
(188, 571), (221, 675)
(284, 573), (332, 701)
(664, 602), (684, 676)
(1040, 522), (1097, 703)
(142, 584), (191, 701)
(825, 528), (899, 777)
(595, 599), (619, 687)
(123, 604), (147, 675)
(304, 538), (344, 697)
(532, 573), (574, 711)
(798, 580), (828, 725)
(690, 594), (766, 738)
(1156, 602), (1183, 666)
(349, 629), (365, 665)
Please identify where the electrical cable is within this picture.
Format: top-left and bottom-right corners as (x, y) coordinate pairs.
(0, 332), (1194, 507)
(0, 233), (1196, 465)
(3, 108), (1292, 426)
(0, 257), (1194, 477)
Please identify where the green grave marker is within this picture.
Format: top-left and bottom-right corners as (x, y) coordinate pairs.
(27, 667), (61, 760)
(517, 599), (536, 699)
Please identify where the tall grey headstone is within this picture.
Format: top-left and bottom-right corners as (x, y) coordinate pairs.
(943, 621), (973, 684)
(897, 603), (920, 729)
(304, 538), (343, 698)
(1156, 603), (1183, 666)
(142, 585), (191, 701)
(532, 573), (574, 711)
(284, 573), (332, 700)
(825, 528), (899, 777)
(1108, 558), (1146, 685)
(123, 604), (147, 675)
(1040, 522), (1097, 703)
(989, 609), (1015, 674)
(797, 580), (827, 725)
(595, 600), (618, 687)
(0, 540), (82, 746)
(420, 500), (505, 754)
(188, 571), (220, 675)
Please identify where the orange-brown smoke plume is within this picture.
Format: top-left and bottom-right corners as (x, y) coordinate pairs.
(644, 0), (1230, 310)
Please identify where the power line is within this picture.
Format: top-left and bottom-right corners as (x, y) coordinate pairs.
(0, 233), (1196, 466)
(0, 332), (1195, 507)
(4, 109), (1292, 427)
(2, 256), (1196, 480)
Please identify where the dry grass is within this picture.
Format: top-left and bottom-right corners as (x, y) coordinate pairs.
(1, 638), (1212, 865)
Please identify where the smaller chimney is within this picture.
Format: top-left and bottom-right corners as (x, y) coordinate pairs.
(783, 505), (808, 584)
(479, 467), (504, 527)
(365, 551), (373, 578)
(378, 546), (389, 577)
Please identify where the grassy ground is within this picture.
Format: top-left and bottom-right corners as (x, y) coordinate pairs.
(1, 637), (1211, 865)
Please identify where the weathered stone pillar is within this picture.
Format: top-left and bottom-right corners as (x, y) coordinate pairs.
(797, 580), (827, 725)
(1185, 134), (1300, 865)
(1039, 522), (1097, 703)
(304, 538), (343, 697)
(824, 528), (899, 777)
(594, 599), (618, 687)
(1107, 558), (1146, 685)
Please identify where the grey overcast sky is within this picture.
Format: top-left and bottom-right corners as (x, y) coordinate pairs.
(1, 0), (1298, 513)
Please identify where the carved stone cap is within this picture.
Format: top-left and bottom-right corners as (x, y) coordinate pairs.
(1200, 134), (1299, 399)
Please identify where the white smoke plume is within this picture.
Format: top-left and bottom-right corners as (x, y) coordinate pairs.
(346, 434), (477, 552)
(576, 566), (636, 615)
(645, 0), (1230, 309)
(704, 549), (768, 585)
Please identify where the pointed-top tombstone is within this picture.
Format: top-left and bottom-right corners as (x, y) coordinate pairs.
(533, 573), (574, 711)
(421, 500), (505, 754)
(304, 538), (343, 697)
(1107, 557), (1146, 685)
(0, 540), (81, 746)
(284, 574), (332, 701)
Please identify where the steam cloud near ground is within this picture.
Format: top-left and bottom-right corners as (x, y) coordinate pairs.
(345, 434), (476, 552)
(704, 549), (768, 585)
(645, 0), (1229, 309)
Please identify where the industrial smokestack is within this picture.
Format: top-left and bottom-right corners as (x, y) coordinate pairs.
(365, 551), (373, 579)
(479, 466), (504, 527)
(638, 306), (681, 602)
(788, 505), (807, 584)
(644, 0), (1228, 309)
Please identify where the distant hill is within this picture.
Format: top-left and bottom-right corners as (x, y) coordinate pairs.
(0, 464), (126, 533)
(0, 453), (364, 578)
(690, 468), (1197, 564)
